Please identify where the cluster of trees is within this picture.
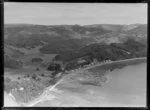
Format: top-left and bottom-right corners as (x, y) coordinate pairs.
(64, 60), (90, 71)
(47, 59), (91, 72)
(31, 57), (43, 63)
(47, 63), (61, 71)
(111, 39), (147, 57)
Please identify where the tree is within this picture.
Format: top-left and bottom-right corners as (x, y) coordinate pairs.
(36, 68), (40, 71)
(32, 58), (43, 63)
(31, 74), (37, 80)
(47, 63), (61, 71)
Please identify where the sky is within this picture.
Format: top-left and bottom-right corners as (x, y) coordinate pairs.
(4, 2), (147, 25)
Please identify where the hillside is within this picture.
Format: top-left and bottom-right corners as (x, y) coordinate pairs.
(4, 24), (147, 69)
(4, 44), (25, 59)
(39, 39), (91, 54)
(54, 39), (147, 62)
(4, 24), (147, 54)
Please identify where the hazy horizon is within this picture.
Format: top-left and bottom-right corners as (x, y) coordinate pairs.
(4, 23), (147, 26)
(4, 3), (147, 25)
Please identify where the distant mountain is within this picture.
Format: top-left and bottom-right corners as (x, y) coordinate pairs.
(4, 24), (147, 54)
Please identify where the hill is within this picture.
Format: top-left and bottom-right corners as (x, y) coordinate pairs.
(4, 24), (147, 54)
(54, 39), (147, 62)
(4, 23), (147, 69)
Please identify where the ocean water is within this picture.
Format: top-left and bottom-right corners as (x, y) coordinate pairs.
(4, 63), (147, 107)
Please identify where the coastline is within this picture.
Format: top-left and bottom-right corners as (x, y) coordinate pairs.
(33, 63), (146, 107)
(26, 57), (147, 106)
(4, 57), (147, 107)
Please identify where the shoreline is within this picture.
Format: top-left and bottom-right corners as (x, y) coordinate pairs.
(25, 57), (147, 106)
(68, 57), (147, 74)
(4, 57), (147, 107)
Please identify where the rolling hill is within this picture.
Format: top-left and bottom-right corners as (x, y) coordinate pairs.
(54, 39), (147, 62)
(4, 23), (147, 69)
(5, 24), (147, 52)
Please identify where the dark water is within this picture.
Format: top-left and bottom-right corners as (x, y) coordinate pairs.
(34, 63), (146, 107)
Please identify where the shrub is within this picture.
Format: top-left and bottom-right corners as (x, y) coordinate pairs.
(47, 63), (61, 71)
